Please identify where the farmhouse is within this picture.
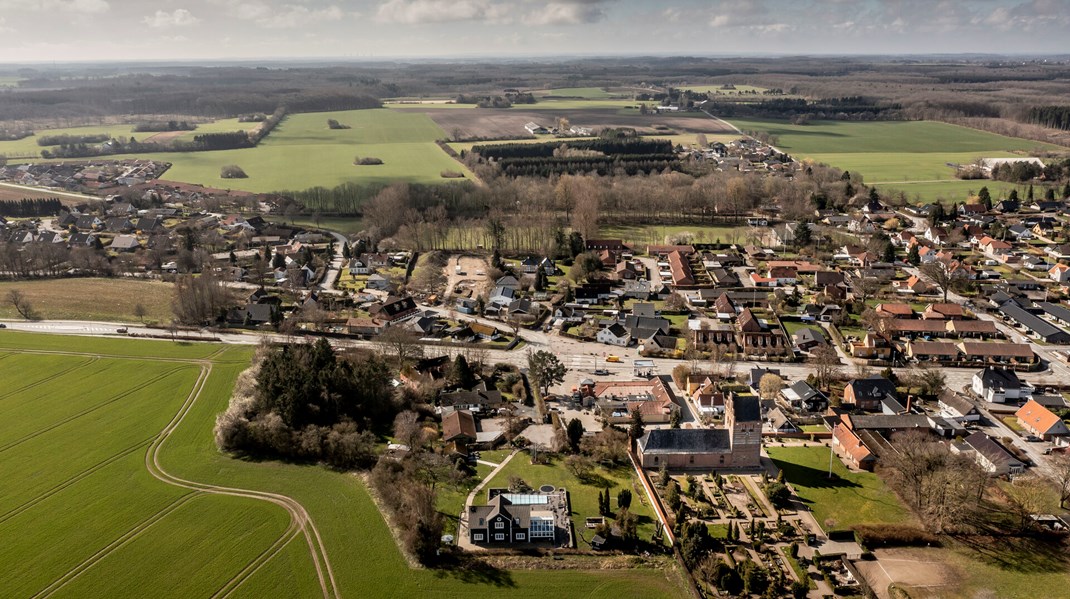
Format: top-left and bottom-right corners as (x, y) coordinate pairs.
(467, 489), (567, 546)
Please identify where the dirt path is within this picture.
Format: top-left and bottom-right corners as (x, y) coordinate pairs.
(16, 348), (340, 599)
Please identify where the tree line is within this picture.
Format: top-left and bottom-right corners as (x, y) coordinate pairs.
(37, 133), (110, 146)
(1027, 106), (1070, 131)
(471, 137), (673, 160)
(0, 198), (63, 217)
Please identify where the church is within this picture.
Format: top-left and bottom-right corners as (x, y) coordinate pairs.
(635, 393), (761, 470)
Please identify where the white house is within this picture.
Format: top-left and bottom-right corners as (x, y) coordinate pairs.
(972, 367), (1031, 404)
(596, 323), (630, 347)
(1050, 263), (1070, 284)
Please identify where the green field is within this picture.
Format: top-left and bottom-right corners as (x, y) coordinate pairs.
(536, 87), (617, 98)
(0, 119), (255, 160)
(85, 109), (472, 193)
(767, 445), (912, 531)
(601, 223), (750, 246)
(725, 118), (1066, 202)
(0, 331), (686, 598)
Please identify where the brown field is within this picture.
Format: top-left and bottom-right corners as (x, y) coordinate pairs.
(422, 107), (737, 140)
(141, 130), (186, 143)
(0, 183), (94, 206)
(0, 278), (174, 323)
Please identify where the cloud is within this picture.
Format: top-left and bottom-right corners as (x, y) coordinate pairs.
(3, 0), (110, 13)
(375, 0), (608, 25)
(375, 0), (502, 24)
(527, 1), (610, 25)
(232, 2), (347, 29)
(144, 9), (199, 28)
(708, 1), (789, 32)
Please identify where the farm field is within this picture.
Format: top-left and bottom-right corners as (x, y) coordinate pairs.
(725, 118), (1066, 202)
(421, 102), (734, 140)
(535, 87), (618, 98)
(0, 119), (255, 160)
(448, 132), (742, 154)
(92, 109), (473, 193)
(0, 278), (174, 323)
(679, 84), (768, 95)
(0, 330), (687, 598)
(766, 445), (913, 530)
(601, 223), (751, 246)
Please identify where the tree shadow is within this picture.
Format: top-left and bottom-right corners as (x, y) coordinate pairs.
(431, 555), (516, 588)
(953, 529), (1069, 574)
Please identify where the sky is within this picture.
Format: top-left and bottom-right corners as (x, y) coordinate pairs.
(0, 0), (1068, 62)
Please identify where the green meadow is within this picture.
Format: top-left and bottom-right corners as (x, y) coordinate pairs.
(0, 119), (255, 160)
(0, 331), (687, 598)
(536, 87), (617, 98)
(84, 109), (472, 193)
(726, 118), (1066, 202)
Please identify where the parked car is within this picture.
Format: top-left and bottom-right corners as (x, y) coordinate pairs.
(1024, 434), (1041, 442)
(116, 327), (128, 334)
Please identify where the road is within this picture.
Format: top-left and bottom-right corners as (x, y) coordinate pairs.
(317, 231), (348, 294)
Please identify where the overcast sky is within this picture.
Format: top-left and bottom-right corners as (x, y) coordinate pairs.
(0, 0), (1068, 62)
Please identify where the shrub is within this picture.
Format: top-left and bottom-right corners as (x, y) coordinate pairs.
(355, 156), (384, 165)
(220, 164), (248, 178)
(851, 525), (940, 548)
(440, 170), (465, 178)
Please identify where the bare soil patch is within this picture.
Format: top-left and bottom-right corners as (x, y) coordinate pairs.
(142, 130), (186, 144)
(444, 254), (491, 299)
(854, 548), (958, 599)
(423, 108), (736, 140)
(0, 183), (87, 206)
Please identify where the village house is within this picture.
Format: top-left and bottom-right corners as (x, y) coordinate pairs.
(843, 376), (899, 412)
(1016, 400), (1070, 442)
(952, 432), (1024, 477)
(832, 423), (876, 471)
(466, 489), (564, 546)
(972, 367), (1030, 404)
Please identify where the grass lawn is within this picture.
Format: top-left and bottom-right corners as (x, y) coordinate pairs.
(272, 215), (365, 234)
(42, 109), (474, 194)
(782, 320), (826, 340)
(0, 119), (254, 160)
(0, 332), (688, 598)
(0, 278), (174, 323)
(767, 445), (912, 531)
(484, 453), (664, 548)
(1002, 416), (1024, 432)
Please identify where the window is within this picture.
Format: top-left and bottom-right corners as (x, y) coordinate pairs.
(689, 455), (694, 464)
(473, 534), (484, 541)
(653, 456), (659, 464)
(516, 533), (526, 540)
(495, 521), (504, 529)
(494, 533), (505, 541)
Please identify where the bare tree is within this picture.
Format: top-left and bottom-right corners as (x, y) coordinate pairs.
(852, 276), (884, 304)
(376, 326), (424, 368)
(133, 303), (147, 323)
(8, 289), (39, 320)
(759, 373), (784, 402)
(809, 344), (840, 390)
(172, 272), (233, 325)
(392, 410), (425, 449)
(920, 261), (954, 303)
(1051, 453), (1070, 509)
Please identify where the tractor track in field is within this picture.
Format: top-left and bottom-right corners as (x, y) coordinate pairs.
(145, 365), (340, 599)
(0, 356), (97, 401)
(9, 346), (339, 599)
(0, 367), (185, 454)
(30, 491), (204, 599)
(0, 438), (151, 525)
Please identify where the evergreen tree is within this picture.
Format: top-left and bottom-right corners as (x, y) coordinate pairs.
(617, 488), (632, 510)
(1028, 184), (1035, 201)
(907, 243), (920, 265)
(1063, 183), (1070, 199)
(881, 242), (895, 263)
(1009, 189), (1019, 201)
(868, 186), (879, 202)
(1045, 187), (1056, 201)
(449, 355), (476, 389)
(566, 418), (584, 452)
(978, 186), (992, 209)
(341, 242), (350, 259)
(629, 410), (645, 440)
(794, 221), (812, 246)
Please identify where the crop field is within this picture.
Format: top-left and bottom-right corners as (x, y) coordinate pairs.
(679, 84), (768, 95)
(535, 87), (618, 98)
(424, 103), (735, 140)
(0, 278), (174, 323)
(91, 109), (472, 193)
(0, 331), (687, 598)
(725, 118), (1065, 202)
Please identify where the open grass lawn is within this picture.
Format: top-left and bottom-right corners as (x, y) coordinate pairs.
(0, 331), (684, 598)
(46, 109), (473, 194)
(725, 118), (1066, 202)
(766, 445), (912, 531)
(483, 453), (665, 549)
(0, 278), (174, 323)
(272, 215), (365, 234)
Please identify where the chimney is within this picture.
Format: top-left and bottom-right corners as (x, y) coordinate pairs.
(904, 394), (913, 414)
